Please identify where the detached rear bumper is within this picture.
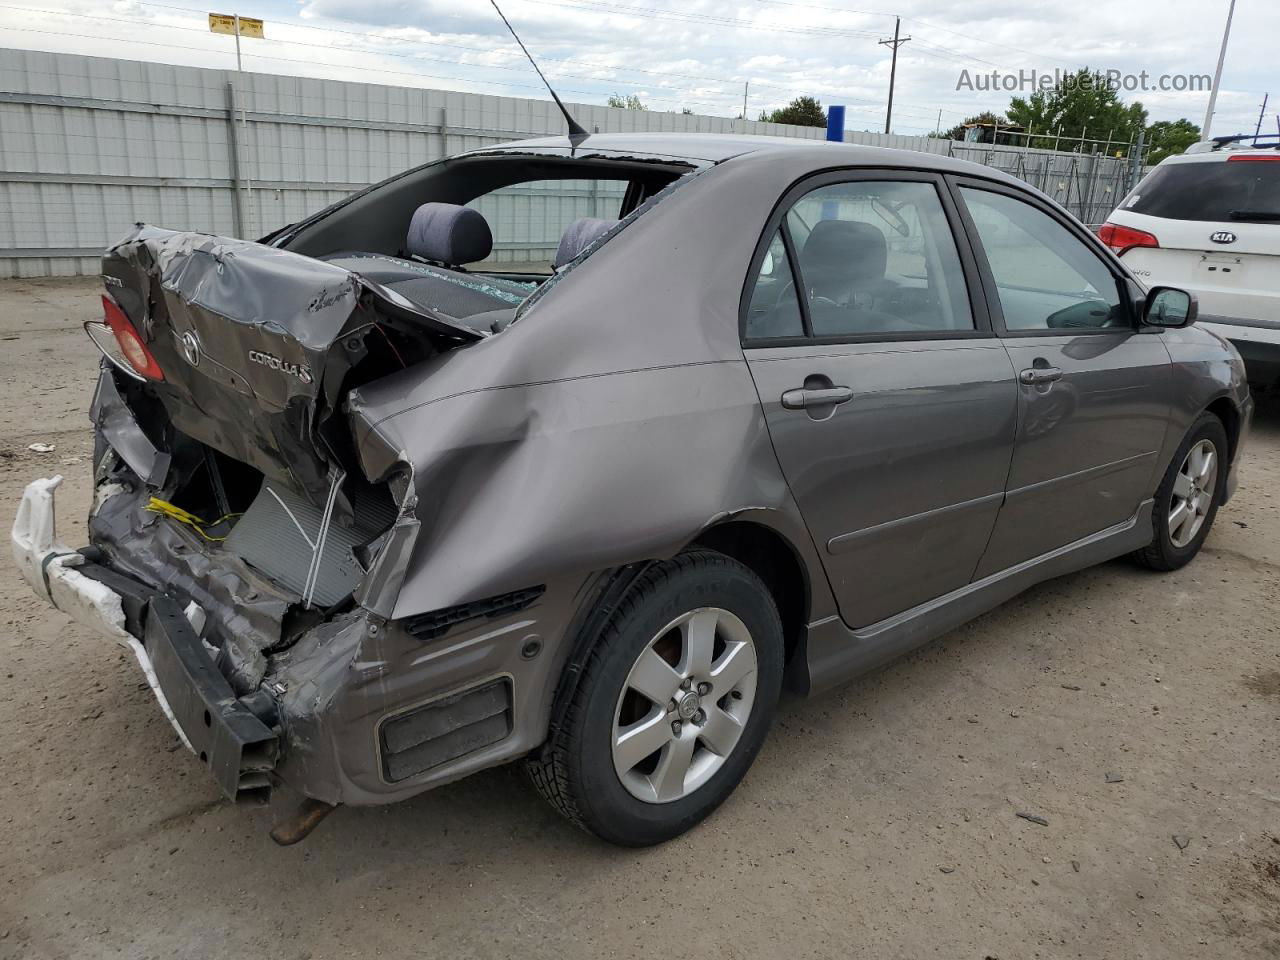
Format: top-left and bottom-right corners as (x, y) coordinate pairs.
(11, 476), (278, 802)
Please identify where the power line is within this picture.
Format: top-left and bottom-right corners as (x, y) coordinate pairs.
(513, 0), (885, 40)
(0, 4), (728, 95)
(0, 1), (975, 123)
(133, 0), (761, 87)
(0, 25), (736, 110)
(752, 0), (1075, 70)
(7, 0), (966, 116)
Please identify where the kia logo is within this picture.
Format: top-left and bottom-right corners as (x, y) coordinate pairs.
(1210, 231), (1237, 244)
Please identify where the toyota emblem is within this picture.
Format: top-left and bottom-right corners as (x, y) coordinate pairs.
(180, 331), (201, 366)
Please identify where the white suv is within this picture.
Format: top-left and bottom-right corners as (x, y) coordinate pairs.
(1101, 135), (1280, 389)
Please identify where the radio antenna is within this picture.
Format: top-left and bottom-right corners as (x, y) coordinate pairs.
(487, 0), (589, 142)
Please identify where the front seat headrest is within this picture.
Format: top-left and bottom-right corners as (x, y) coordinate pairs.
(801, 220), (888, 289)
(406, 203), (493, 266)
(553, 217), (619, 269)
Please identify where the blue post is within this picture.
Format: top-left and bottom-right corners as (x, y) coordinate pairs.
(826, 105), (845, 142)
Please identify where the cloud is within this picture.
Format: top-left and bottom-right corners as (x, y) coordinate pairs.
(0, 0), (1272, 134)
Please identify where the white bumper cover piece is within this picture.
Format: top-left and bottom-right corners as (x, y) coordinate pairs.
(11, 475), (192, 750)
(1199, 319), (1280, 347)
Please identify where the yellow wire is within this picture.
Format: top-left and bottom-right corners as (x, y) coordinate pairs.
(145, 497), (243, 542)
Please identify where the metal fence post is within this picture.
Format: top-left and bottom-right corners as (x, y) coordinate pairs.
(1128, 128), (1146, 193)
(225, 80), (247, 238)
(1081, 150), (1100, 226)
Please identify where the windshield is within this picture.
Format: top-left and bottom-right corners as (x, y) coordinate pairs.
(1123, 158), (1280, 222)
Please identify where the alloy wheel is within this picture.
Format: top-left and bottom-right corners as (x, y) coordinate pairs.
(611, 607), (758, 804)
(1168, 438), (1218, 548)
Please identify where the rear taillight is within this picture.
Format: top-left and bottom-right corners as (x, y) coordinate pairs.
(1227, 154), (1280, 162)
(1098, 222), (1159, 256)
(101, 294), (164, 381)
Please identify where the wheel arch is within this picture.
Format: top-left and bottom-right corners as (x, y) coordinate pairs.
(689, 518), (812, 693)
(540, 515), (817, 755)
(1204, 394), (1242, 463)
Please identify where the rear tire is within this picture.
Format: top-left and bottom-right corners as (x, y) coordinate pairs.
(1131, 412), (1228, 571)
(527, 550), (783, 846)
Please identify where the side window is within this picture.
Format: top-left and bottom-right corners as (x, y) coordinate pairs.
(959, 187), (1126, 332)
(785, 180), (974, 337)
(744, 229), (804, 339)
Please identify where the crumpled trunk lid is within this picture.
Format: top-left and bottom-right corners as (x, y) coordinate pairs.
(102, 224), (482, 504)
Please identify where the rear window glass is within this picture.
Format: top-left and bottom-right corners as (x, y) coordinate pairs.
(467, 178), (629, 273)
(1124, 159), (1280, 222)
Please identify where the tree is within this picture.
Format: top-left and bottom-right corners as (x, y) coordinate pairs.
(932, 111), (1018, 144)
(762, 96), (826, 127)
(607, 93), (646, 111)
(1006, 68), (1147, 151)
(1146, 118), (1201, 164)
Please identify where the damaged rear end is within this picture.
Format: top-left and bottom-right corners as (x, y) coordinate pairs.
(14, 225), (481, 812)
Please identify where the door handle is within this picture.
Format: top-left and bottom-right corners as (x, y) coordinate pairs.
(780, 386), (854, 410)
(1018, 366), (1063, 385)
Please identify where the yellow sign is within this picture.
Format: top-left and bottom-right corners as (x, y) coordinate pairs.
(208, 13), (264, 38)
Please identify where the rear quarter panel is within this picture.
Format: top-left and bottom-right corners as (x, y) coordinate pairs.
(357, 359), (829, 622)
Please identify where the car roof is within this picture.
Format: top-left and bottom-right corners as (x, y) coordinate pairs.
(476, 131), (1025, 184)
(483, 131), (833, 162)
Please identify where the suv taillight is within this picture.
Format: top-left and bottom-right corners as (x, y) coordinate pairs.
(101, 294), (164, 381)
(1098, 222), (1159, 256)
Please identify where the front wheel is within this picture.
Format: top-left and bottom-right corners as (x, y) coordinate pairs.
(1131, 412), (1229, 571)
(527, 550), (784, 846)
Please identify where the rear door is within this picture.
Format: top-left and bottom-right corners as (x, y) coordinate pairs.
(952, 180), (1173, 578)
(743, 171), (1018, 629)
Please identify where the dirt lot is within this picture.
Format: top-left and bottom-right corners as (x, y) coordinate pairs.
(1, 276), (1277, 960)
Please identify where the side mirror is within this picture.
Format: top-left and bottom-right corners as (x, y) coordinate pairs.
(1143, 286), (1198, 328)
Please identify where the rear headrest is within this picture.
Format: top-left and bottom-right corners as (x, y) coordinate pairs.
(553, 217), (619, 269)
(406, 203), (492, 265)
(801, 220), (887, 287)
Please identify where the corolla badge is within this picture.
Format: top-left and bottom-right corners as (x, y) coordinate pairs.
(180, 331), (201, 366)
(1210, 231), (1237, 244)
(248, 349), (314, 384)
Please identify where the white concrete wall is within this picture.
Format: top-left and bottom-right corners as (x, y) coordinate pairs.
(0, 48), (1132, 278)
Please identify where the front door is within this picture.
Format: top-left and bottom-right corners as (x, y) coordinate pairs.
(952, 182), (1173, 578)
(742, 173), (1018, 629)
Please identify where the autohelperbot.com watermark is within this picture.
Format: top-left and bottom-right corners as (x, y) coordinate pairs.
(956, 68), (1212, 94)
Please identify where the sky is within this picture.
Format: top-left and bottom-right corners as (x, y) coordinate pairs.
(1, 0), (1274, 139)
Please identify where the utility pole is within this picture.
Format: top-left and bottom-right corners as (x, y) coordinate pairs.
(1202, 0), (1236, 139)
(742, 81), (749, 121)
(209, 12), (264, 236)
(1253, 93), (1269, 144)
(878, 16), (911, 135)
(935, 108), (942, 137)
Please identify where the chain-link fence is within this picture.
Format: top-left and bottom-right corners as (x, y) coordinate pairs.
(945, 143), (1133, 229)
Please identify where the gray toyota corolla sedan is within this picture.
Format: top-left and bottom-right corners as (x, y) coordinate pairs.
(13, 132), (1252, 846)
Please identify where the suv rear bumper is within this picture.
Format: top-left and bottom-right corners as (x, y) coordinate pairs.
(1199, 315), (1280, 344)
(12, 476), (278, 802)
(1200, 316), (1280, 386)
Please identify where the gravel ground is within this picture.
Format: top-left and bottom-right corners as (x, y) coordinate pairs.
(1, 276), (1277, 960)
